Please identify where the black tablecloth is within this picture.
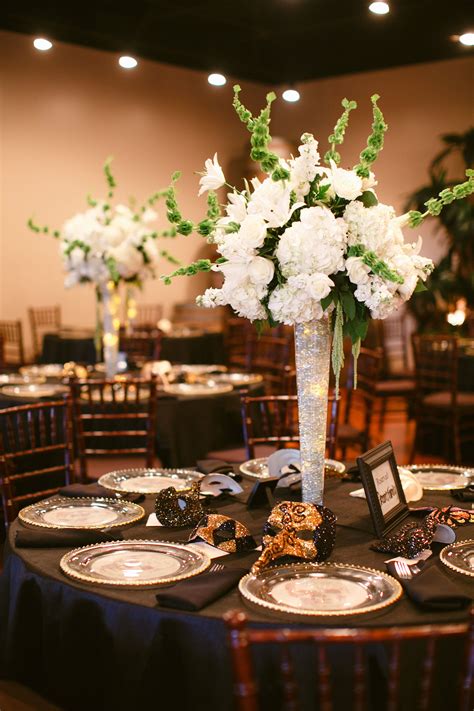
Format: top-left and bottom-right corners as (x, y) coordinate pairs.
(41, 332), (225, 366)
(0, 479), (472, 711)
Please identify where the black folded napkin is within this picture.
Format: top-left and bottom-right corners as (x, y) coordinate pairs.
(451, 484), (474, 502)
(196, 459), (241, 480)
(15, 527), (124, 548)
(387, 560), (471, 611)
(155, 566), (246, 611)
(58, 483), (143, 503)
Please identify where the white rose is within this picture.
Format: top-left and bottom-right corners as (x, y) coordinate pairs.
(248, 257), (275, 285)
(239, 214), (267, 249)
(217, 260), (249, 287)
(306, 273), (334, 300)
(345, 256), (371, 285)
(329, 160), (363, 201)
(198, 153), (225, 196)
(68, 246), (85, 269)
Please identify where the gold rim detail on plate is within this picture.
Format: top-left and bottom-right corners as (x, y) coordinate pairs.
(439, 539), (474, 578)
(18, 497), (145, 530)
(59, 539), (211, 587)
(98, 468), (202, 494)
(239, 562), (402, 618)
(239, 457), (346, 480)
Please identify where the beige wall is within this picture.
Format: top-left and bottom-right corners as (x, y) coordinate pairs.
(0, 30), (265, 351)
(0, 29), (473, 354)
(272, 56), (474, 264)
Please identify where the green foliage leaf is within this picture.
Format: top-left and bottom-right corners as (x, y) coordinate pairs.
(358, 190), (378, 207)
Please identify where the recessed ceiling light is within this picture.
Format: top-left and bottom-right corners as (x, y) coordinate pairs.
(369, 2), (390, 15)
(33, 38), (53, 51)
(459, 32), (474, 46)
(119, 56), (138, 69)
(282, 88), (300, 103)
(208, 73), (227, 86)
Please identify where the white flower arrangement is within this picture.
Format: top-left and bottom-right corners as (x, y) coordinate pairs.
(29, 159), (178, 289)
(160, 88), (474, 388)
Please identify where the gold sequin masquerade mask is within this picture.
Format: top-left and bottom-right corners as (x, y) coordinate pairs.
(252, 501), (336, 573)
(190, 513), (257, 553)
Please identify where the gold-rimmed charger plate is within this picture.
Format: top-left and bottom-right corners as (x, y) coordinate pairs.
(18, 496), (145, 530)
(20, 364), (64, 379)
(98, 467), (203, 494)
(1, 383), (68, 399)
(0, 373), (46, 386)
(239, 562), (402, 618)
(239, 457), (346, 480)
(405, 464), (474, 490)
(199, 372), (263, 388)
(60, 540), (210, 587)
(163, 382), (233, 397)
(440, 539), (474, 578)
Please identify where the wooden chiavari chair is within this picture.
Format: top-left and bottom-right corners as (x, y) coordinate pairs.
(225, 610), (473, 711)
(0, 400), (74, 528)
(28, 305), (61, 361)
(411, 334), (474, 463)
(0, 334), (4, 370)
(241, 393), (339, 460)
(135, 304), (163, 329)
(119, 331), (162, 367)
(249, 335), (294, 393)
(338, 347), (382, 458)
(225, 317), (253, 371)
(69, 377), (158, 482)
(0, 320), (25, 365)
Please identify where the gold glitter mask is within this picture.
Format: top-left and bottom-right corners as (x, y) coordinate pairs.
(154, 483), (204, 527)
(190, 513), (256, 553)
(252, 501), (336, 573)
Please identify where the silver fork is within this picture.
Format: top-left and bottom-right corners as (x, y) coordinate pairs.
(208, 562), (225, 573)
(394, 560), (420, 579)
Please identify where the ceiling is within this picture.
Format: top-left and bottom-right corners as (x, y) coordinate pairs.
(0, 0), (473, 84)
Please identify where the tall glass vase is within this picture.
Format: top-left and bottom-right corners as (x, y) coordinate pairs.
(100, 281), (121, 379)
(294, 317), (331, 505)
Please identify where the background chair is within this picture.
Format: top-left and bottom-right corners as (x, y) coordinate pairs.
(224, 317), (253, 371)
(119, 331), (162, 367)
(69, 377), (158, 481)
(241, 393), (339, 460)
(0, 334), (4, 369)
(225, 610), (473, 711)
(0, 399), (74, 528)
(337, 347), (382, 458)
(411, 334), (474, 463)
(249, 335), (294, 394)
(28, 305), (61, 361)
(135, 303), (163, 329)
(0, 320), (25, 365)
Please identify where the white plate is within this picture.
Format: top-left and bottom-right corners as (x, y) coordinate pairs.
(405, 464), (474, 490)
(163, 382), (233, 397)
(98, 467), (203, 494)
(1, 383), (68, 399)
(239, 457), (346, 480)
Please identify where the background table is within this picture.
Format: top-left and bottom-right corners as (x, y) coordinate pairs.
(41, 331), (226, 366)
(0, 479), (471, 711)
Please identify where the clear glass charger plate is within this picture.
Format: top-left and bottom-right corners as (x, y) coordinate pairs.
(405, 464), (474, 490)
(98, 467), (203, 494)
(239, 562), (402, 618)
(440, 539), (474, 578)
(60, 539), (210, 587)
(163, 382), (233, 397)
(239, 457), (346, 479)
(199, 372), (263, 387)
(20, 363), (64, 378)
(1, 383), (68, 399)
(0, 373), (46, 386)
(18, 496), (145, 529)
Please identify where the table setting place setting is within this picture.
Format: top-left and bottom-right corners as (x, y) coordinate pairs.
(11, 442), (474, 619)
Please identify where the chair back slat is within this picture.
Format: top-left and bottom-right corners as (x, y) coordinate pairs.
(69, 377), (158, 481)
(224, 611), (473, 711)
(412, 335), (457, 400)
(135, 304), (163, 329)
(119, 332), (162, 368)
(0, 399), (74, 527)
(0, 320), (25, 364)
(280, 645), (298, 711)
(28, 306), (61, 361)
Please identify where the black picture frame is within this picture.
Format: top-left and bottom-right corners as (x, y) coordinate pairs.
(357, 440), (409, 537)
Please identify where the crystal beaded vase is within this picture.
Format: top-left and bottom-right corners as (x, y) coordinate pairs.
(294, 317), (331, 505)
(100, 282), (121, 378)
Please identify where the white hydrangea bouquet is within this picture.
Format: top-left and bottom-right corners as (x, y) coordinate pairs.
(162, 87), (474, 391)
(29, 158), (177, 289)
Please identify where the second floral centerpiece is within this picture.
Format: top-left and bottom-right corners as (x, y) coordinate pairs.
(162, 87), (474, 504)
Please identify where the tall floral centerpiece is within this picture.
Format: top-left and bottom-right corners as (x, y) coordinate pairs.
(161, 88), (474, 504)
(29, 160), (178, 377)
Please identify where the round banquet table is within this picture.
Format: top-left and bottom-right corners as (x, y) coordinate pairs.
(41, 331), (226, 366)
(0, 478), (472, 711)
(0, 387), (247, 468)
